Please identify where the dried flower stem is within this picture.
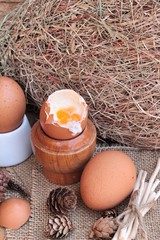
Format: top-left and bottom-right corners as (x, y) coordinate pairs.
(113, 158), (160, 240)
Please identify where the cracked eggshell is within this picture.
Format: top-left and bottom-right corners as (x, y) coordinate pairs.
(80, 150), (137, 210)
(40, 89), (88, 140)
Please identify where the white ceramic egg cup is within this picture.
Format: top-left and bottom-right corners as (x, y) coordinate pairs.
(0, 114), (32, 167)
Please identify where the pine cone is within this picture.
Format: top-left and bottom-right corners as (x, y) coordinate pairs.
(47, 187), (77, 215)
(46, 215), (73, 238)
(0, 170), (9, 200)
(89, 216), (118, 239)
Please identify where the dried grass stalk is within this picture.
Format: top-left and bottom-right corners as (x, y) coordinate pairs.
(0, 0), (160, 148)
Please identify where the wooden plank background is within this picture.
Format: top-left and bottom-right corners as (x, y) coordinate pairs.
(0, 0), (23, 19)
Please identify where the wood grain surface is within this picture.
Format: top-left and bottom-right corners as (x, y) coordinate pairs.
(30, 119), (97, 185)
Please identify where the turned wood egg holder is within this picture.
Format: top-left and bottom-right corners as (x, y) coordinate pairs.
(31, 119), (96, 185)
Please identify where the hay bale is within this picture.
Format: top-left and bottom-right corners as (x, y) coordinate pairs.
(0, 0), (160, 148)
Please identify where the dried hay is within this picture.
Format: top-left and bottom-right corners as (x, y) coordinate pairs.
(0, 0), (160, 148)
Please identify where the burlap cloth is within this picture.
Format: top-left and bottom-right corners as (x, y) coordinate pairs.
(5, 145), (160, 240)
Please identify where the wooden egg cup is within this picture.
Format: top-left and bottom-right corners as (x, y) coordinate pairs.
(31, 119), (96, 185)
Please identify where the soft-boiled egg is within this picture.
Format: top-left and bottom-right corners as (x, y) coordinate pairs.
(40, 89), (88, 140)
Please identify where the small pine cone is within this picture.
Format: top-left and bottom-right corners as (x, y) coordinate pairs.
(46, 215), (73, 238)
(0, 170), (9, 200)
(89, 216), (118, 239)
(47, 187), (77, 215)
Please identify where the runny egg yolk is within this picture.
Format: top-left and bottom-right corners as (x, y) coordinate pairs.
(56, 107), (81, 124)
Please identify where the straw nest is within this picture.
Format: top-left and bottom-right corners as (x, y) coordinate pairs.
(0, 0), (160, 148)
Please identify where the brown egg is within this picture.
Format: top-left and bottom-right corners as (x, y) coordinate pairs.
(40, 89), (88, 140)
(0, 198), (31, 230)
(0, 76), (26, 133)
(80, 150), (137, 210)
